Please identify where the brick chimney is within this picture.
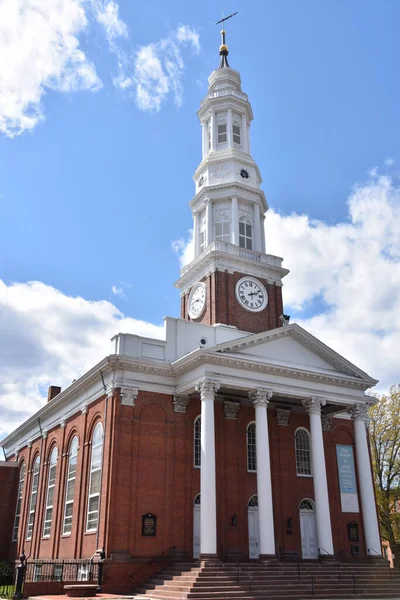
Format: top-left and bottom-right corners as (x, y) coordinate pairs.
(47, 386), (61, 403)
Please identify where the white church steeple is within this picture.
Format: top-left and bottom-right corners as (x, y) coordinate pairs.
(192, 30), (267, 258)
(176, 29), (289, 335)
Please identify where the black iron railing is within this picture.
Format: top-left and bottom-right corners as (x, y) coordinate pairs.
(236, 564), (254, 595)
(25, 560), (99, 583)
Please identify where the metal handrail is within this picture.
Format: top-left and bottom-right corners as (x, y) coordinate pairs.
(127, 545), (177, 585)
(236, 563), (254, 595)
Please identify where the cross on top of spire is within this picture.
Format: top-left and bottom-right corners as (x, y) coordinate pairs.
(215, 11), (238, 68)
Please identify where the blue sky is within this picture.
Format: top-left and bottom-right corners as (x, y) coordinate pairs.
(1, 0), (400, 437)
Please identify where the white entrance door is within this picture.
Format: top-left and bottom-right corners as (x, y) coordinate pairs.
(193, 495), (201, 558)
(248, 506), (260, 559)
(300, 500), (318, 559)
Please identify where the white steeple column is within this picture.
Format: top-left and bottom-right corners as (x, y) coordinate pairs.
(253, 203), (262, 252)
(249, 389), (276, 557)
(241, 113), (248, 153)
(231, 195), (239, 245)
(210, 110), (216, 152)
(302, 397), (334, 556)
(205, 199), (213, 246)
(227, 108), (233, 147)
(247, 124), (251, 154)
(193, 212), (200, 257)
(201, 123), (205, 158)
(196, 379), (220, 556)
(350, 405), (382, 556)
(261, 214), (266, 253)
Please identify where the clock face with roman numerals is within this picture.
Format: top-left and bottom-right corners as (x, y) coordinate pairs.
(188, 282), (207, 319)
(235, 276), (268, 312)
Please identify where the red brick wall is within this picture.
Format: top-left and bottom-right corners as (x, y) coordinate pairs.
(182, 270), (284, 333)
(0, 462), (18, 560)
(3, 389), (370, 582)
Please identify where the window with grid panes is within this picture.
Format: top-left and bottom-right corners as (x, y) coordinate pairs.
(13, 463), (26, 542)
(199, 217), (206, 253)
(232, 123), (241, 144)
(239, 218), (252, 249)
(63, 436), (78, 534)
(217, 123), (227, 143)
(27, 455), (40, 540)
(247, 423), (256, 471)
(86, 423), (103, 532)
(43, 446), (58, 537)
(194, 416), (201, 468)
(295, 429), (312, 476)
(215, 216), (231, 243)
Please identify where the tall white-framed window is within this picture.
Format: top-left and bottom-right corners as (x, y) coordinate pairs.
(232, 117), (241, 145)
(207, 120), (211, 150)
(43, 446), (58, 537)
(239, 216), (252, 250)
(295, 428), (312, 476)
(63, 436), (78, 535)
(86, 422), (104, 532)
(26, 455), (40, 540)
(12, 463), (26, 542)
(247, 422), (256, 472)
(199, 216), (207, 253)
(217, 123), (227, 144)
(194, 416), (201, 468)
(215, 213), (231, 243)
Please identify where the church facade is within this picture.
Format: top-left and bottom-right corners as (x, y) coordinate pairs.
(0, 33), (382, 592)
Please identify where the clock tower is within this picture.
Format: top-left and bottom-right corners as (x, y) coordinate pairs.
(175, 30), (289, 334)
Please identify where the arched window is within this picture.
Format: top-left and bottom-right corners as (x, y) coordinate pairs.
(247, 422), (256, 472)
(295, 428), (312, 476)
(215, 213), (231, 243)
(194, 416), (201, 468)
(239, 216), (252, 250)
(299, 498), (315, 511)
(27, 455), (40, 540)
(43, 446), (58, 537)
(63, 436), (78, 535)
(248, 494), (258, 507)
(86, 423), (104, 532)
(12, 463), (26, 542)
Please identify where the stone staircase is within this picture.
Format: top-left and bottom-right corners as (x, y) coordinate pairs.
(132, 559), (400, 600)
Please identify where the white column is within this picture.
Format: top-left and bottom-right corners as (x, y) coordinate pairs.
(231, 195), (239, 245)
(253, 203), (262, 252)
(227, 108), (233, 147)
(241, 113), (248, 152)
(193, 212), (200, 257)
(260, 214), (266, 253)
(302, 397), (334, 555)
(210, 111), (216, 152)
(201, 123), (205, 158)
(196, 379), (220, 556)
(249, 389), (275, 556)
(247, 124), (251, 154)
(350, 405), (382, 556)
(205, 199), (213, 247)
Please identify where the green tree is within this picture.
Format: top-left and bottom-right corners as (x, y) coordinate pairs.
(369, 384), (400, 566)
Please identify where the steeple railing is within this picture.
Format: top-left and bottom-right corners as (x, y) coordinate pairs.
(200, 89), (248, 107)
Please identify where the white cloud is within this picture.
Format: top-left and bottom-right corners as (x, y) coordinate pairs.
(92, 0), (128, 44)
(114, 25), (200, 112)
(0, 281), (163, 438)
(172, 229), (194, 268)
(174, 169), (400, 391)
(111, 284), (126, 299)
(0, 0), (103, 137)
(385, 157), (395, 167)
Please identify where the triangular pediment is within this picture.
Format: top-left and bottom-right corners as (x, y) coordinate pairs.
(211, 324), (377, 384)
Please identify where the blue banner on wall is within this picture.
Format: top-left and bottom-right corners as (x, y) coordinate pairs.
(336, 444), (360, 513)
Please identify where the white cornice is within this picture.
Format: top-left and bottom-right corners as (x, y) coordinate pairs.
(189, 181), (267, 213)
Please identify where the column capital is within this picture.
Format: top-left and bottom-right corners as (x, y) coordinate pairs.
(173, 395), (190, 413)
(196, 379), (220, 400)
(349, 404), (370, 425)
(120, 386), (138, 407)
(249, 389), (272, 407)
(302, 396), (326, 416)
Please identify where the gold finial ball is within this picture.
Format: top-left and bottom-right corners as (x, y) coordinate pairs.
(219, 44), (229, 53)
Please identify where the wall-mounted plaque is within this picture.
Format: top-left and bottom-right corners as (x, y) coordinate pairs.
(348, 521), (359, 542)
(142, 513), (157, 536)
